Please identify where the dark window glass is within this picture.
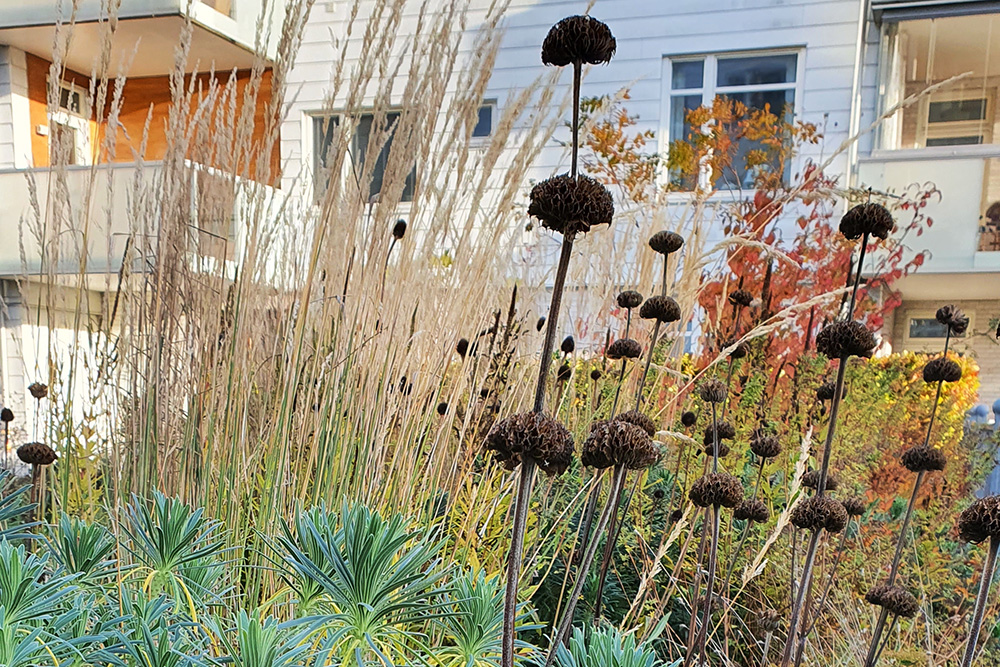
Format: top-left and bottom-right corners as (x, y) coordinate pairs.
(717, 54), (796, 87)
(717, 88), (795, 190)
(909, 317), (956, 338)
(928, 98), (987, 123)
(314, 113), (415, 202)
(473, 104), (493, 137)
(672, 60), (704, 89)
(926, 135), (984, 146)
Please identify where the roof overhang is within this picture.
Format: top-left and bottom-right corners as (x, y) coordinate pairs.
(872, 0), (1000, 22)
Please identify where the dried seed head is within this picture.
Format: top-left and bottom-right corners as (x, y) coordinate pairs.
(816, 381), (845, 401)
(639, 295), (681, 323)
(958, 495), (1000, 543)
(17, 442), (56, 466)
(839, 202), (895, 240)
(689, 472), (744, 508)
(614, 409), (657, 437)
(557, 363), (572, 382)
(720, 339), (748, 360)
(936, 304), (969, 336)
(590, 368), (602, 381)
(561, 335), (576, 354)
(582, 419), (658, 469)
(734, 498), (770, 523)
(790, 496), (849, 533)
(755, 609), (781, 636)
(702, 421), (736, 444)
(923, 357), (962, 384)
(901, 445), (947, 473)
(815, 320), (877, 359)
(436, 402), (448, 416)
(536, 316), (546, 331)
(652, 488), (665, 499)
(681, 411), (697, 428)
(617, 290), (643, 309)
(392, 219), (407, 240)
(456, 338), (470, 358)
(865, 584), (919, 618)
(750, 431), (782, 459)
(528, 174), (614, 235)
(698, 379), (727, 404)
(607, 338), (642, 360)
(728, 289), (753, 308)
(841, 496), (866, 517)
(0, 408), (12, 423)
(802, 470), (839, 492)
(702, 440), (730, 458)
(648, 230), (685, 255)
(28, 383), (48, 400)
(541, 15), (616, 67)
(486, 412), (574, 475)
(670, 508), (684, 522)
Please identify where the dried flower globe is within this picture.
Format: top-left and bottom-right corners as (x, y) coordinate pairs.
(802, 470), (839, 492)
(734, 498), (770, 523)
(561, 335), (576, 355)
(614, 409), (656, 437)
(436, 402), (448, 416)
(750, 431), (782, 459)
(639, 295), (681, 323)
(755, 609), (782, 637)
(923, 357), (962, 384)
(652, 488), (665, 500)
(698, 379), (727, 404)
(0, 408), (12, 423)
(839, 202), (895, 240)
(528, 174), (614, 235)
(702, 440), (731, 458)
(17, 442), (56, 466)
(681, 411), (697, 427)
(590, 368), (602, 381)
(648, 230), (684, 255)
(721, 339), (748, 359)
(541, 15), (616, 67)
(392, 219), (407, 240)
(486, 412), (574, 475)
(901, 445), (947, 473)
(582, 419), (658, 469)
(790, 496), (849, 533)
(689, 472), (744, 508)
(728, 289), (753, 308)
(607, 338), (642, 360)
(936, 304), (969, 336)
(28, 383), (48, 400)
(816, 380), (845, 401)
(815, 320), (876, 359)
(616, 290), (643, 309)
(865, 584), (919, 618)
(556, 363), (572, 382)
(702, 421), (736, 443)
(842, 496), (866, 517)
(456, 338), (470, 358)
(958, 495), (1000, 543)
(536, 316), (546, 332)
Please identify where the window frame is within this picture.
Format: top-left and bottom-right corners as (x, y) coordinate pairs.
(471, 100), (497, 144)
(903, 310), (973, 347)
(48, 79), (91, 166)
(660, 48), (805, 191)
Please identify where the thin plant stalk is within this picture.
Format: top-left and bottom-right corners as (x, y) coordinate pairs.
(502, 58), (583, 667)
(804, 517), (855, 637)
(760, 631), (774, 667)
(635, 256), (669, 410)
(961, 536), (1000, 667)
(695, 503), (723, 663)
(780, 530), (821, 667)
(685, 517), (711, 663)
(722, 459), (766, 594)
(593, 470), (641, 619)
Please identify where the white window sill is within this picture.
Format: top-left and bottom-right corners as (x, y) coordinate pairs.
(864, 145), (1000, 163)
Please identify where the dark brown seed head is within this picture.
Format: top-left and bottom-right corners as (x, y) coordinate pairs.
(528, 174), (614, 236)
(617, 290), (643, 309)
(670, 508), (684, 522)
(901, 445), (946, 473)
(865, 584), (919, 618)
(607, 338), (642, 360)
(639, 295), (681, 323)
(17, 442), (56, 466)
(790, 496), (849, 533)
(648, 230), (685, 255)
(958, 495), (1000, 543)
(536, 316), (546, 332)
(486, 412), (574, 475)
(698, 379), (727, 404)
(436, 402), (448, 416)
(652, 488), (665, 500)
(614, 409), (656, 437)
(0, 408), (13, 423)
(557, 363), (572, 382)
(755, 609), (781, 636)
(689, 472), (744, 508)
(728, 289), (753, 308)
(456, 338), (470, 358)
(750, 431), (782, 459)
(28, 383), (48, 400)
(936, 304), (969, 336)
(816, 381), (845, 401)
(582, 419), (658, 469)
(681, 411), (697, 428)
(590, 368), (602, 381)
(702, 440), (730, 458)
(561, 335), (576, 355)
(702, 421), (736, 444)
(802, 470), (839, 492)
(541, 15), (616, 67)
(815, 320), (876, 359)
(582, 420), (615, 469)
(841, 496), (866, 517)
(392, 219), (407, 240)
(839, 202), (895, 240)
(721, 339), (748, 359)
(734, 498), (770, 523)
(923, 357), (962, 384)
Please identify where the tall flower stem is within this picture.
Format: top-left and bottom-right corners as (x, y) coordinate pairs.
(592, 474), (630, 619)
(635, 256), (669, 410)
(722, 459), (766, 594)
(685, 517), (711, 662)
(545, 465), (626, 667)
(609, 313), (632, 417)
(577, 470), (604, 562)
(780, 530), (821, 667)
(503, 58), (582, 667)
(695, 503), (723, 663)
(961, 536), (1000, 667)
(804, 518), (855, 637)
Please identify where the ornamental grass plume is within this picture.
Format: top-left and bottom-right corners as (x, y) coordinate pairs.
(862, 304), (959, 667)
(501, 15), (616, 667)
(780, 200), (892, 667)
(957, 496), (1000, 666)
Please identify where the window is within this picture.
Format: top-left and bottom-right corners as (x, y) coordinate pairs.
(313, 112), (415, 203)
(49, 81), (90, 166)
(666, 52), (798, 190)
(473, 102), (495, 139)
(879, 14), (1000, 150)
(907, 315), (969, 340)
